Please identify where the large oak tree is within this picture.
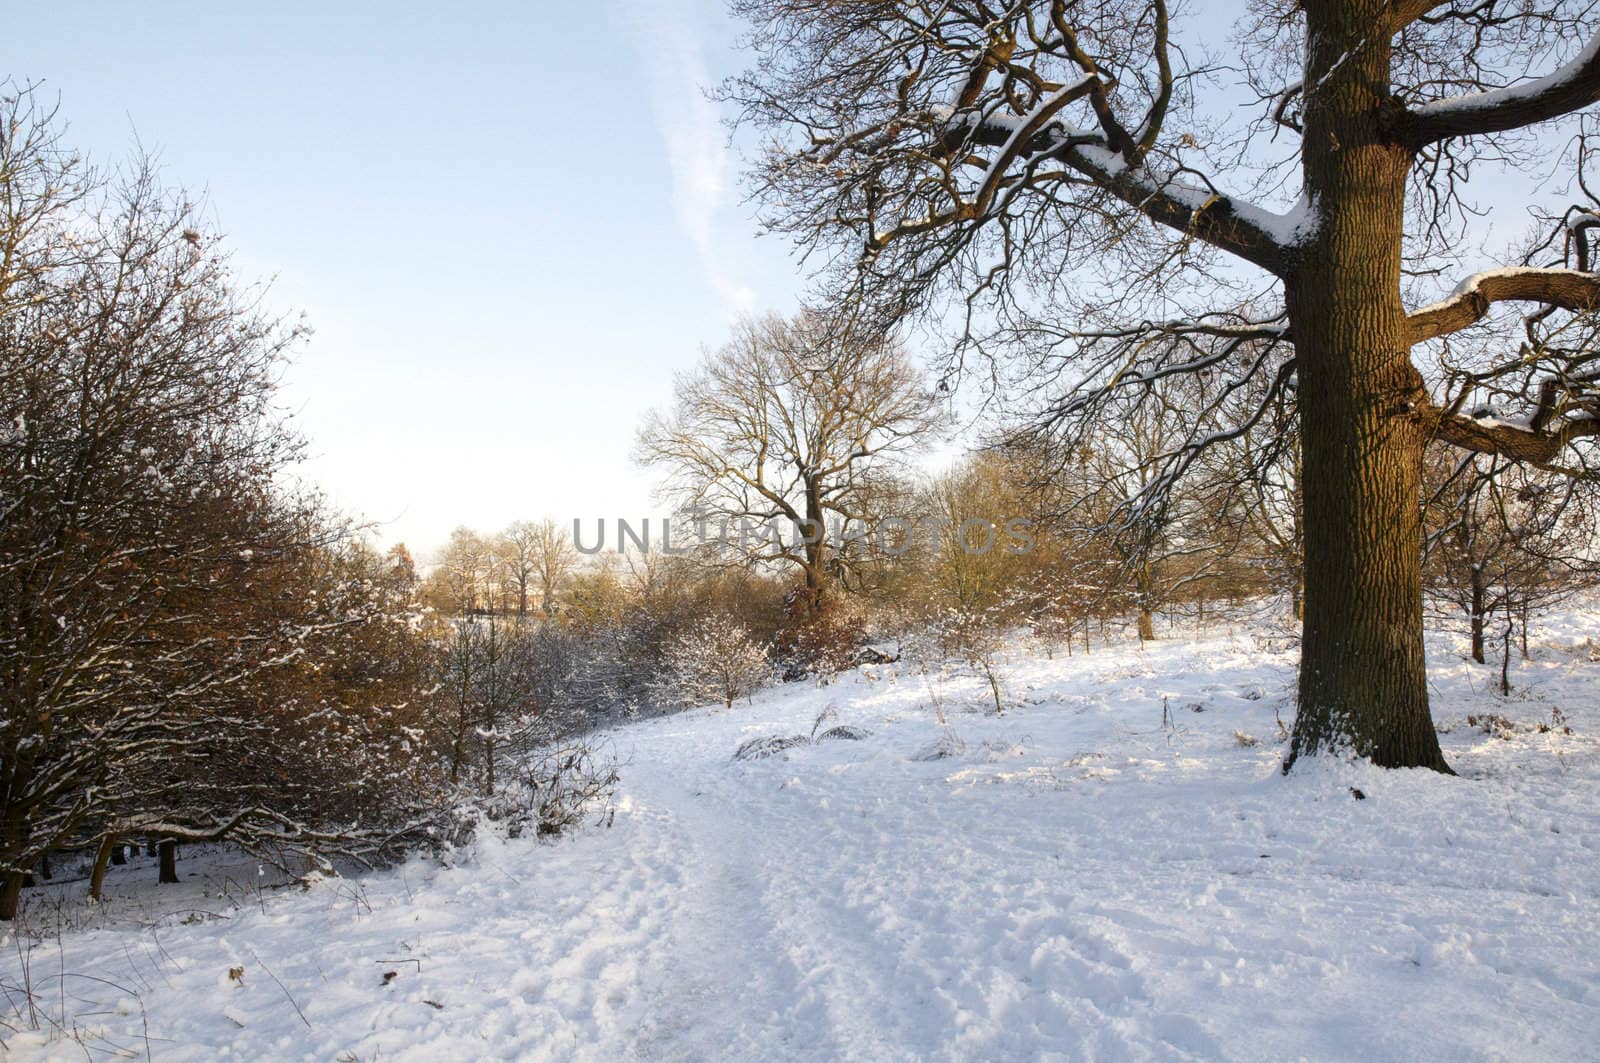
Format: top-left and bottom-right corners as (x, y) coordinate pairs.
(726, 0), (1600, 771)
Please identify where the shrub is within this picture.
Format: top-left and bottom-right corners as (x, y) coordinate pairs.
(658, 614), (772, 709)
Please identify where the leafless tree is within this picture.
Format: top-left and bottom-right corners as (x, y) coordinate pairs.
(1424, 449), (1600, 667)
(637, 309), (943, 607)
(1069, 377), (1240, 640)
(532, 519), (577, 617)
(0, 85), (464, 916)
(0, 83), (339, 915)
(496, 519), (575, 618)
(498, 522), (540, 618)
(428, 527), (496, 616)
(726, 0), (1600, 771)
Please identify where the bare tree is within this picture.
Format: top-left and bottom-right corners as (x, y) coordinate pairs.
(1073, 378), (1239, 641)
(1424, 449), (1599, 666)
(530, 519), (577, 617)
(637, 309), (942, 607)
(1223, 384), (1304, 621)
(1166, 328), (1306, 619)
(496, 519), (574, 618)
(727, 0), (1600, 771)
(428, 527), (496, 616)
(0, 84), (333, 916)
(498, 522), (540, 618)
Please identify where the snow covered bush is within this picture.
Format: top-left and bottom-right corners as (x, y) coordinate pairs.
(776, 586), (866, 682)
(733, 734), (811, 761)
(731, 708), (872, 761)
(900, 604), (1015, 716)
(484, 739), (621, 839)
(0, 90), (532, 915)
(658, 615), (773, 709)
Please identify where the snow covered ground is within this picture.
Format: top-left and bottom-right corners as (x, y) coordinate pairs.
(5, 606), (1600, 1061)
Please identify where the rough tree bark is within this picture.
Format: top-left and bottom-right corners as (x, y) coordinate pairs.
(1285, 0), (1450, 772)
(801, 479), (828, 612)
(90, 837), (116, 902)
(158, 839), (179, 884)
(729, 0), (1600, 775)
(0, 872), (21, 921)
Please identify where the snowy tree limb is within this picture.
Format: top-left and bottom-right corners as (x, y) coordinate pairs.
(1406, 267), (1600, 344)
(1402, 34), (1600, 148)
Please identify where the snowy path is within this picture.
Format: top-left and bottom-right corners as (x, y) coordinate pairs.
(5, 615), (1600, 1060)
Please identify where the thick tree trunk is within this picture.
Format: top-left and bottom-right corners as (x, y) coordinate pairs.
(800, 481), (829, 614)
(0, 871), (23, 920)
(157, 839), (179, 884)
(1286, 0), (1450, 773)
(1135, 566), (1155, 641)
(1470, 569), (1487, 664)
(89, 837), (116, 902)
(803, 559), (825, 605)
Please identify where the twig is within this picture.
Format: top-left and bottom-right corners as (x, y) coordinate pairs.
(374, 958), (422, 972)
(246, 948), (311, 1029)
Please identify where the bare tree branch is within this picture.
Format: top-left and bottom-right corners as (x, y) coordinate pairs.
(1403, 34), (1600, 147)
(1406, 266), (1600, 344)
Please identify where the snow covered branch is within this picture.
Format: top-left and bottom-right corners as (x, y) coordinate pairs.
(1426, 403), (1600, 467)
(931, 82), (1306, 275)
(1403, 33), (1600, 147)
(1406, 267), (1600, 344)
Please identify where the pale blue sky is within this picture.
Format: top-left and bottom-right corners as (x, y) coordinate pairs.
(4, 1), (803, 555)
(6, 3), (1564, 557)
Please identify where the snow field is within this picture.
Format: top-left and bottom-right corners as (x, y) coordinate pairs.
(4, 608), (1600, 1061)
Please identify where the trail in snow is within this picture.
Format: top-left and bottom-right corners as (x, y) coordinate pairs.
(4, 609), (1600, 1060)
